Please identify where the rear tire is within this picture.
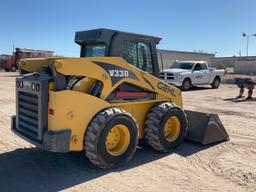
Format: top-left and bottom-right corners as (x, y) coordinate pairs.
(84, 108), (138, 168)
(144, 102), (187, 152)
(211, 77), (220, 89)
(181, 78), (192, 91)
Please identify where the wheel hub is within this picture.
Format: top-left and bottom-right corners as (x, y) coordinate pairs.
(164, 116), (181, 142)
(105, 124), (130, 156)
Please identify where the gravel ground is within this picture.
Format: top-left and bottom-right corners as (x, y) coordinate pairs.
(0, 72), (255, 192)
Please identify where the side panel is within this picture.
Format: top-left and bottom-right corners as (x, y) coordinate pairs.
(48, 90), (111, 151)
(201, 69), (211, 84)
(209, 71), (224, 84)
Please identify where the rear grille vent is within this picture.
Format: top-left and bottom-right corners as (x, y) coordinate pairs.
(18, 92), (39, 137)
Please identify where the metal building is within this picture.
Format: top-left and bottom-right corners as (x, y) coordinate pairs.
(157, 49), (215, 71)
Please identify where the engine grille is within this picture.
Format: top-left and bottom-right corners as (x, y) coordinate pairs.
(18, 92), (39, 137)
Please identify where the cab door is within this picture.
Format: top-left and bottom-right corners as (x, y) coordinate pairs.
(192, 64), (204, 84)
(200, 63), (210, 84)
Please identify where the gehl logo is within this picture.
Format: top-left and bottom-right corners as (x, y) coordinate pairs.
(109, 70), (129, 77)
(157, 82), (176, 97)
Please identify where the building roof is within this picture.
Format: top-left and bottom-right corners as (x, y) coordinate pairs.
(212, 56), (256, 60)
(15, 48), (54, 53)
(158, 49), (215, 57)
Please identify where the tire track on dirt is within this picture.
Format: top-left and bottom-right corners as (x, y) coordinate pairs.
(186, 141), (256, 190)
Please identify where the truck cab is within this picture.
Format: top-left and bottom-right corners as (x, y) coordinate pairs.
(0, 54), (15, 71)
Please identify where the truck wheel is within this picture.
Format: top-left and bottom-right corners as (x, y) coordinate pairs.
(4, 68), (9, 72)
(10, 65), (17, 72)
(181, 78), (192, 91)
(211, 77), (220, 89)
(84, 108), (138, 168)
(144, 102), (187, 152)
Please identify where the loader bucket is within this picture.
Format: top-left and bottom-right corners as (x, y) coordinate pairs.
(185, 110), (229, 145)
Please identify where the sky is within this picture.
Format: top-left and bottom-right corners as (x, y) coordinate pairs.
(0, 0), (256, 57)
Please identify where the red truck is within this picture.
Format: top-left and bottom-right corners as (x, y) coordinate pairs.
(0, 48), (54, 72)
(0, 54), (14, 71)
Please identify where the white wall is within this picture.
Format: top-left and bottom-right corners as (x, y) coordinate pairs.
(157, 50), (214, 71)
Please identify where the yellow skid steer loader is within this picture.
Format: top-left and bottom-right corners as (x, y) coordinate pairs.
(11, 29), (229, 168)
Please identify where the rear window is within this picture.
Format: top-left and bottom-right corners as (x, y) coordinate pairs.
(83, 44), (106, 57)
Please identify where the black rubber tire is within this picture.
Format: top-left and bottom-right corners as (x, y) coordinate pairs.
(84, 108), (138, 169)
(211, 76), (220, 89)
(144, 102), (187, 152)
(10, 65), (17, 72)
(4, 68), (9, 72)
(181, 78), (192, 91)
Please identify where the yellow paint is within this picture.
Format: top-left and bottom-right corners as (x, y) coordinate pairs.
(164, 116), (181, 142)
(48, 90), (110, 151)
(105, 124), (130, 156)
(19, 57), (182, 108)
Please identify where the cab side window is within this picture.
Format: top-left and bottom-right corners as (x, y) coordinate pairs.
(121, 40), (154, 73)
(194, 64), (202, 71)
(201, 63), (208, 70)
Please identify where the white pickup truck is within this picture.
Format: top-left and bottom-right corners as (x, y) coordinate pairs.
(159, 61), (225, 91)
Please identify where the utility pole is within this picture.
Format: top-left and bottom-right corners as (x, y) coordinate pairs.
(242, 33), (256, 56)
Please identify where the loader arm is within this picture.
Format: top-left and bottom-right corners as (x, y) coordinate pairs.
(19, 57), (183, 107)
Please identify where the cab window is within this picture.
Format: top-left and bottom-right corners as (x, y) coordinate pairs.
(0, 55), (7, 60)
(83, 44), (106, 57)
(194, 64), (202, 71)
(201, 63), (208, 70)
(121, 40), (154, 74)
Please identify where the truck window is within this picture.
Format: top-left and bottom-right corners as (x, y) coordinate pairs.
(194, 64), (202, 71)
(121, 40), (154, 73)
(201, 63), (207, 70)
(0, 55), (7, 60)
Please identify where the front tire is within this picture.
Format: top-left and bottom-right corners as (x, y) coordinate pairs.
(181, 78), (192, 91)
(84, 108), (138, 168)
(144, 102), (187, 152)
(10, 65), (17, 72)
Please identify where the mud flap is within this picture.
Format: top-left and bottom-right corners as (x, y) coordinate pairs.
(185, 110), (229, 145)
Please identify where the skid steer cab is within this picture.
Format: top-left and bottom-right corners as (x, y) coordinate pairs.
(12, 29), (229, 168)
